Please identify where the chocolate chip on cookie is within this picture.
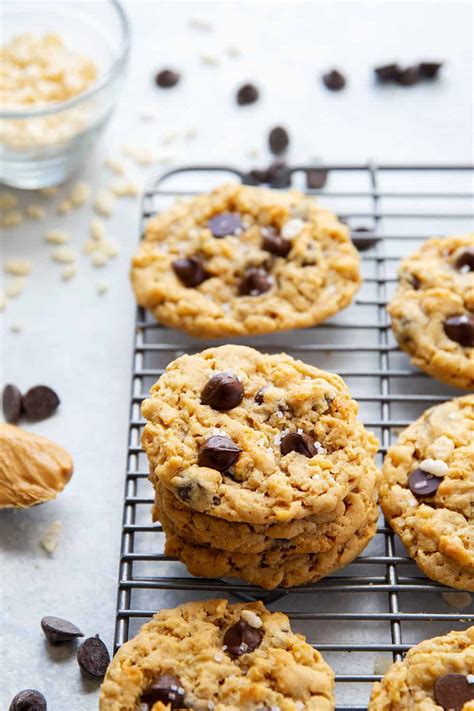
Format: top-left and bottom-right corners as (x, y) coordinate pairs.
(268, 126), (289, 155)
(172, 257), (208, 287)
(255, 387), (266, 404)
(408, 468), (440, 497)
(443, 314), (474, 347)
(223, 619), (264, 657)
(198, 435), (241, 471)
(280, 431), (317, 458)
(261, 227), (292, 257)
(208, 212), (243, 238)
(9, 689), (47, 711)
(239, 268), (273, 296)
(141, 675), (186, 709)
(434, 673), (474, 711)
(201, 373), (244, 410)
(41, 616), (84, 644)
(2, 384), (23, 424)
(455, 247), (474, 272)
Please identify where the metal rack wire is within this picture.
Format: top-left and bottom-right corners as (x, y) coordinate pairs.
(114, 163), (474, 709)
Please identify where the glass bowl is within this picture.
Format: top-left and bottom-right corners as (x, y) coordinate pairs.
(0, 0), (130, 188)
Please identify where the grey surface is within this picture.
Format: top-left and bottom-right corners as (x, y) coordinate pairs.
(1, 2), (473, 709)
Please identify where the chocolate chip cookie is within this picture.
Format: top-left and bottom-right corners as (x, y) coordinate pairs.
(131, 183), (361, 337)
(369, 626), (474, 710)
(388, 235), (474, 390)
(99, 599), (335, 710)
(380, 395), (474, 591)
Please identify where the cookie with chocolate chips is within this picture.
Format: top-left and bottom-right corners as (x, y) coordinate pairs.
(131, 183), (361, 337)
(388, 234), (474, 389)
(99, 599), (335, 710)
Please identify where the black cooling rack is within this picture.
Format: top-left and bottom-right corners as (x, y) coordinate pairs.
(114, 163), (474, 709)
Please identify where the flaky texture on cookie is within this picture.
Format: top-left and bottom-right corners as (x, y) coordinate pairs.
(131, 182), (361, 337)
(99, 599), (335, 710)
(380, 395), (474, 591)
(369, 626), (474, 710)
(142, 345), (379, 525)
(388, 235), (474, 390)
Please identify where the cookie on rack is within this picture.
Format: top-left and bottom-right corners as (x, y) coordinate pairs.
(388, 234), (474, 390)
(369, 626), (474, 710)
(380, 395), (474, 591)
(131, 182), (361, 337)
(99, 598), (335, 710)
(141, 344), (379, 525)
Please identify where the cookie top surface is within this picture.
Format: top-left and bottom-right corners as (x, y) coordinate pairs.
(131, 183), (361, 337)
(380, 395), (474, 591)
(142, 345), (379, 524)
(99, 599), (335, 711)
(369, 626), (474, 710)
(388, 234), (474, 389)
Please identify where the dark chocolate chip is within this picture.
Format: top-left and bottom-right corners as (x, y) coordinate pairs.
(350, 227), (379, 251)
(306, 168), (328, 189)
(141, 674), (186, 709)
(455, 247), (474, 272)
(41, 616), (84, 644)
(280, 431), (317, 458)
(268, 126), (289, 155)
(395, 66), (420, 86)
(223, 619), (264, 657)
(247, 168), (270, 184)
(262, 227), (292, 257)
(172, 257), (208, 287)
(208, 212), (243, 238)
(236, 82), (259, 105)
(322, 69), (346, 91)
(201, 373), (244, 411)
(443, 314), (474, 347)
(434, 673), (474, 711)
(408, 468), (441, 497)
(239, 268), (273, 296)
(2, 383), (23, 424)
(155, 69), (180, 88)
(409, 274), (421, 290)
(418, 61), (443, 79)
(374, 63), (401, 82)
(176, 484), (193, 502)
(9, 690), (47, 711)
(198, 435), (241, 472)
(22, 386), (60, 421)
(77, 635), (110, 678)
(255, 388), (266, 405)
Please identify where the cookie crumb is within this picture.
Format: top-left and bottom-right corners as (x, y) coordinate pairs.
(45, 229), (70, 244)
(189, 17), (213, 31)
(94, 189), (115, 217)
(97, 280), (109, 295)
(1, 210), (23, 227)
(26, 204), (46, 220)
(69, 180), (90, 207)
(39, 186), (60, 198)
(51, 246), (77, 263)
(110, 178), (141, 197)
(0, 191), (18, 210)
(90, 217), (106, 241)
(5, 278), (26, 298)
(4, 259), (32, 276)
(40, 520), (62, 554)
(442, 591), (472, 609)
(61, 264), (77, 281)
(201, 53), (219, 66)
(104, 157), (125, 175)
(57, 198), (72, 215)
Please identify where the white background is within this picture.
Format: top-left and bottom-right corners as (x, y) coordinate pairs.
(1, 1), (473, 708)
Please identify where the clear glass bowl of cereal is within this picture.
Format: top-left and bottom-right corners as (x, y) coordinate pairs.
(0, 0), (130, 188)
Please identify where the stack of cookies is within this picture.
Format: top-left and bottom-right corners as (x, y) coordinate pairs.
(141, 345), (380, 589)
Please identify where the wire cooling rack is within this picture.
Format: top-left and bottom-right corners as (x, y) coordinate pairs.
(114, 163), (474, 709)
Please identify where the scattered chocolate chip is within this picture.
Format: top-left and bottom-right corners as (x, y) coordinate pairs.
(239, 268), (273, 296)
(2, 383), (23, 423)
(268, 126), (289, 155)
(236, 82), (259, 105)
(22, 386), (60, 421)
(418, 61), (443, 79)
(172, 257), (208, 287)
(255, 388), (266, 405)
(443, 314), (474, 347)
(351, 229), (379, 251)
(280, 431), (317, 457)
(208, 212), (243, 238)
(434, 673), (474, 711)
(77, 635), (110, 678)
(408, 468), (440, 497)
(41, 616), (84, 644)
(374, 63), (401, 82)
(198, 435), (241, 472)
(306, 168), (328, 189)
(141, 674), (186, 709)
(395, 66), (419, 86)
(455, 247), (474, 272)
(246, 168), (270, 185)
(155, 69), (180, 88)
(262, 227), (292, 257)
(9, 690), (47, 711)
(201, 373), (244, 411)
(322, 69), (346, 91)
(223, 619), (264, 657)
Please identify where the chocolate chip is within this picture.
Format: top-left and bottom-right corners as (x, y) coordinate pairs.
(268, 126), (289, 155)
(236, 82), (259, 105)
(268, 160), (291, 188)
(155, 69), (180, 88)
(280, 432), (317, 457)
(176, 483), (193, 502)
(77, 635), (110, 678)
(408, 468), (440, 497)
(2, 383), (23, 424)
(223, 619), (264, 657)
(455, 247), (474, 272)
(255, 388), (266, 405)
(306, 168), (328, 189)
(322, 69), (346, 91)
(239, 268), (273, 296)
(41, 616), (84, 644)
(172, 257), (208, 287)
(262, 227), (292, 257)
(198, 435), (241, 471)
(141, 674), (186, 709)
(201, 373), (244, 410)
(22, 386), (60, 421)
(374, 63), (401, 82)
(434, 673), (474, 711)
(246, 168), (270, 184)
(208, 212), (243, 238)
(395, 66), (420, 86)
(409, 274), (421, 290)
(418, 61), (443, 79)
(9, 690), (47, 711)
(443, 314), (474, 347)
